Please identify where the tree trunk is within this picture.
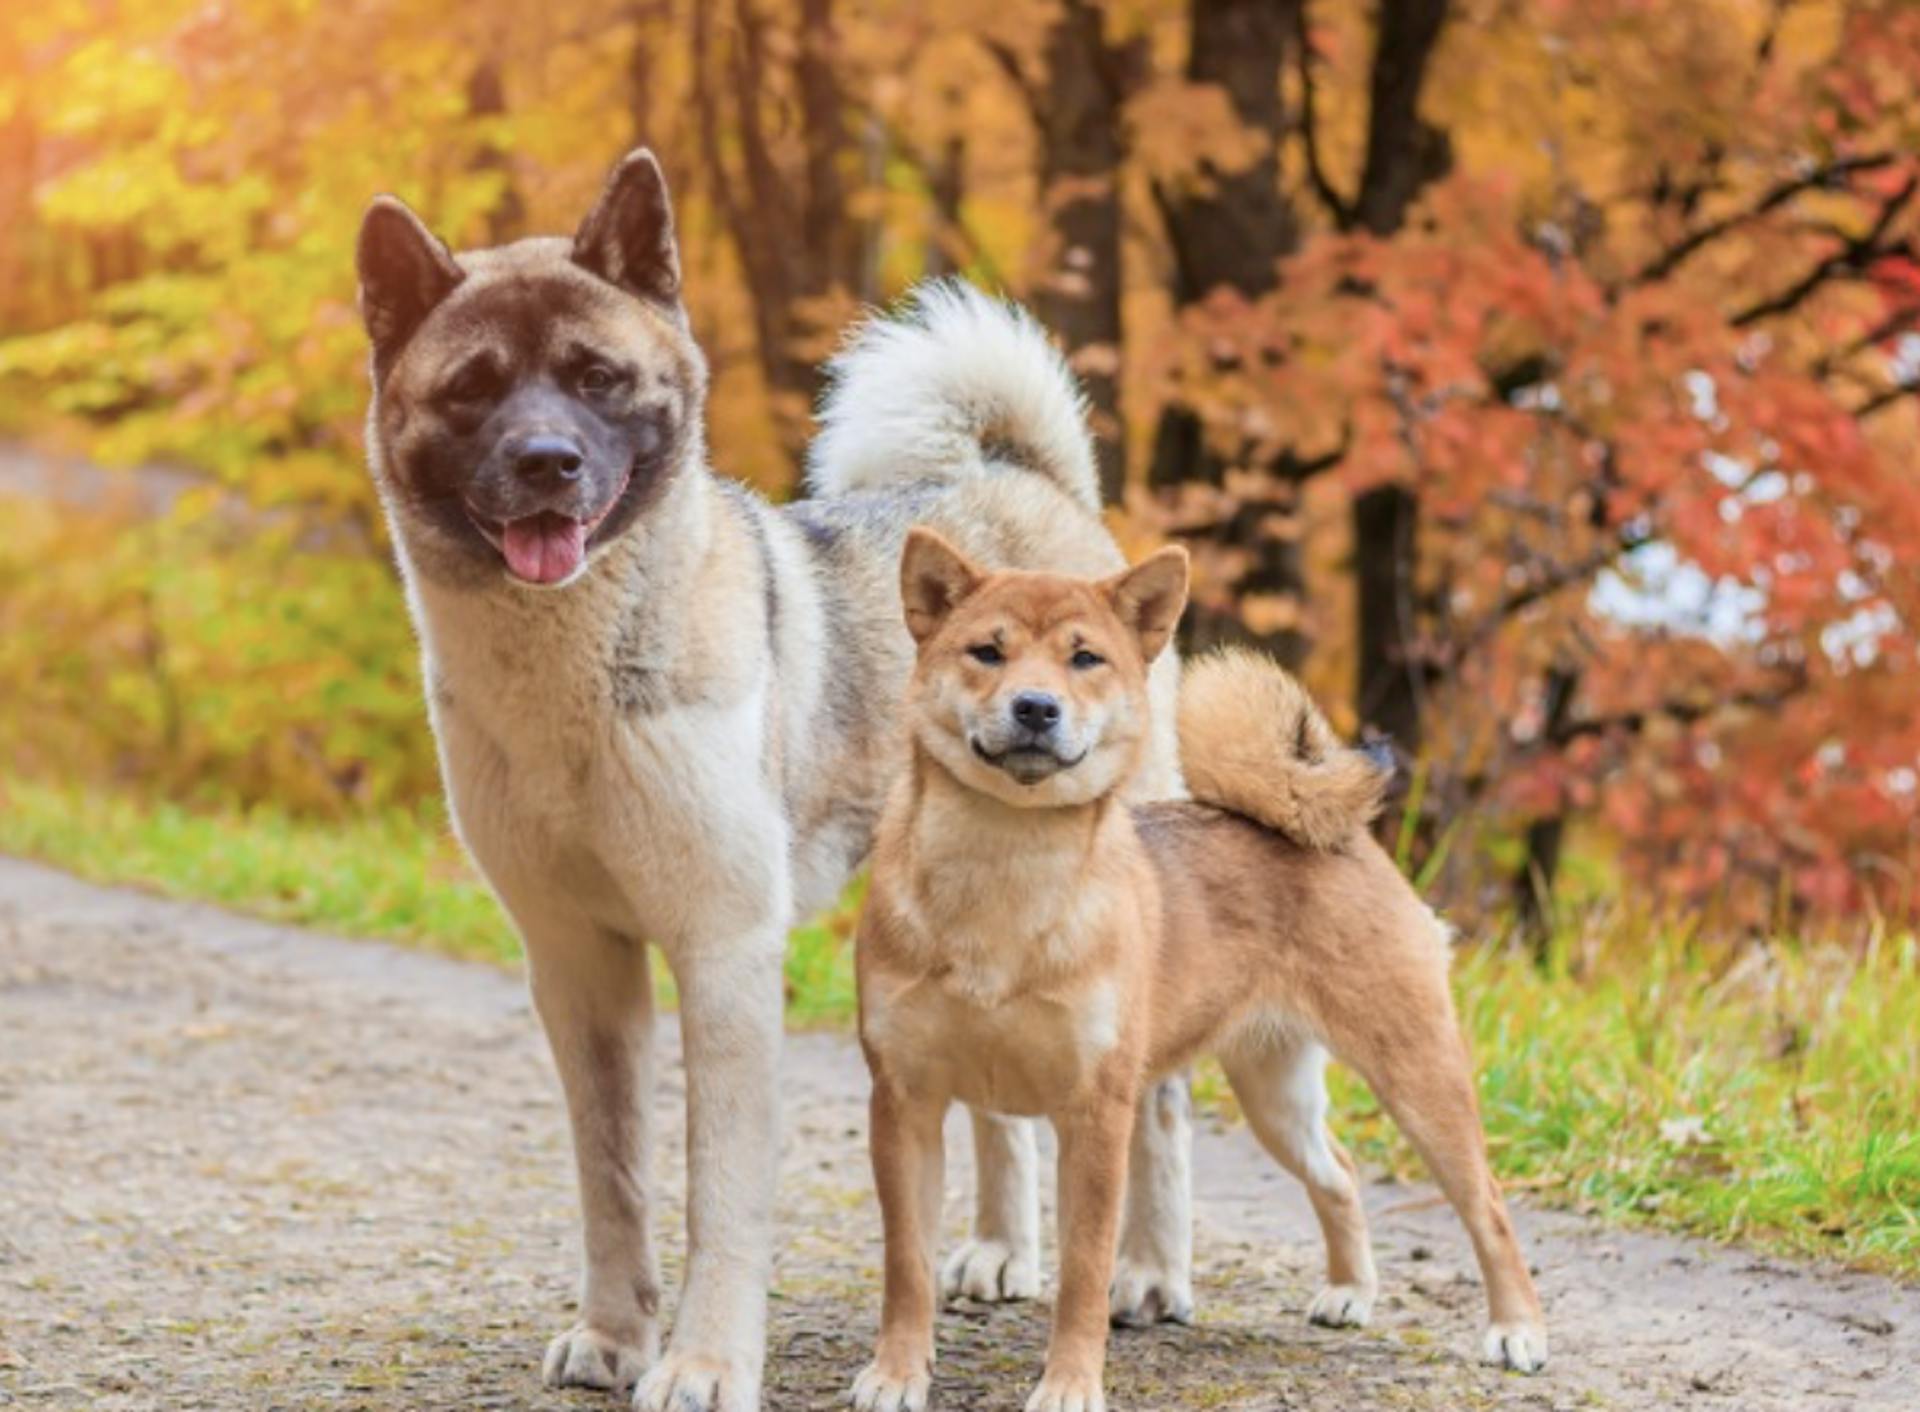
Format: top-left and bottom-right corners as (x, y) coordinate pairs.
(1350, 0), (1453, 756)
(466, 60), (524, 244)
(1031, 0), (1139, 506)
(692, 0), (856, 471)
(1148, 0), (1309, 666)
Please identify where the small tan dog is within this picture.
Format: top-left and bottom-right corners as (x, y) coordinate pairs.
(850, 531), (1546, 1412)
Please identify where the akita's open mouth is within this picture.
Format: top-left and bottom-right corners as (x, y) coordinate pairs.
(466, 468), (632, 587)
(971, 737), (1087, 784)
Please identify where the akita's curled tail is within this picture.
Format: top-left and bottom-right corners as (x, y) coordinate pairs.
(805, 279), (1102, 513)
(1178, 648), (1389, 851)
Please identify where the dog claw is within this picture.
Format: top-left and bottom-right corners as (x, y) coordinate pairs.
(942, 1238), (1041, 1304)
(849, 1359), (932, 1412)
(633, 1349), (757, 1412)
(1306, 1282), (1377, 1329)
(1482, 1320), (1549, 1374)
(1108, 1261), (1195, 1328)
(543, 1322), (654, 1391)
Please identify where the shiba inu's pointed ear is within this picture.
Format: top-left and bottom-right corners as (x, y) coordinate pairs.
(901, 528), (983, 643)
(1105, 546), (1189, 662)
(574, 148), (681, 305)
(357, 196), (464, 364)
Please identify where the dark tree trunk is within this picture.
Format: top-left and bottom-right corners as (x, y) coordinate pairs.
(925, 129), (966, 279)
(466, 60), (524, 244)
(692, 0), (857, 470)
(1349, 0), (1453, 757)
(1513, 662), (1580, 953)
(1031, 0), (1140, 506)
(1148, 0), (1310, 666)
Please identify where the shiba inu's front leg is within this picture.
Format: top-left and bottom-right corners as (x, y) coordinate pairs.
(526, 924), (663, 1393)
(1031, 1097), (1133, 1412)
(636, 929), (786, 1412)
(851, 1082), (947, 1412)
(1109, 1076), (1194, 1328)
(942, 1109), (1041, 1304)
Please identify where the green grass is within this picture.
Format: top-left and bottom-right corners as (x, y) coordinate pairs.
(2, 773), (1915, 1276)
(0, 774), (851, 1020)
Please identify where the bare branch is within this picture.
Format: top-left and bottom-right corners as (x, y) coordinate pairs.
(1632, 153), (1897, 286)
(1731, 174), (1918, 327)
(1292, 1), (1353, 224)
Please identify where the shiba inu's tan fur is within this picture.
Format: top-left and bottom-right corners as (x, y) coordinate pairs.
(852, 534), (1547, 1412)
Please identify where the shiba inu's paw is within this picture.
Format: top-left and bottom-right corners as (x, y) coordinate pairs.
(942, 1237), (1042, 1303)
(634, 1349), (759, 1412)
(1305, 1282), (1377, 1328)
(1482, 1320), (1549, 1374)
(848, 1354), (932, 1412)
(1024, 1368), (1106, 1412)
(543, 1321), (655, 1391)
(1107, 1259), (1194, 1328)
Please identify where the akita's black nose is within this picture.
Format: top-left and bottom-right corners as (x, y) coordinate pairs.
(1011, 692), (1062, 732)
(512, 434), (586, 484)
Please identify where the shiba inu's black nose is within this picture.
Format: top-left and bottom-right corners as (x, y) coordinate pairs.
(1011, 692), (1062, 732)
(512, 434), (586, 484)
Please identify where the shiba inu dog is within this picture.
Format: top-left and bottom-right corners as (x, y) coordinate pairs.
(354, 150), (1198, 1411)
(850, 535), (1548, 1412)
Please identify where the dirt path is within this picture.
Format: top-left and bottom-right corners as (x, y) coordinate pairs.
(1, 857), (1914, 1411)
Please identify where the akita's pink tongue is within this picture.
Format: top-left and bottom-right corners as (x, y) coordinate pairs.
(502, 513), (587, 585)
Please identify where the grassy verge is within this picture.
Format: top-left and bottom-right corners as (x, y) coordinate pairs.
(2, 775), (1914, 1276)
(0, 775), (855, 1023)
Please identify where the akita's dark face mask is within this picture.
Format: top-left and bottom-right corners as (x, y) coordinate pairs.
(356, 151), (706, 588)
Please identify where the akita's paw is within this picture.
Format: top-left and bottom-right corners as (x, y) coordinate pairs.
(1306, 1282), (1377, 1329)
(543, 1321), (656, 1391)
(942, 1238), (1041, 1304)
(1107, 1259), (1194, 1328)
(634, 1349), (758, 1412)
(848, 1357), (932, 1412)
(1481, 1320), (1549, 1374)
(1024, 1368), (1106, 1412)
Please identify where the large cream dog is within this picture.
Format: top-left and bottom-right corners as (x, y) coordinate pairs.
(851, 535), (1548, 1412)
(353, 148), (1196, 1411)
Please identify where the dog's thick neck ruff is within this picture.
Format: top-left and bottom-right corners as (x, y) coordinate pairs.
(884, 743), (1131, 997)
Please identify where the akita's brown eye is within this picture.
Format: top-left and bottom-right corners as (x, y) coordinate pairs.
(580, 363), (619, 395)
(441, 361), (502, 405)
(1071, 648), (1105, 670)
(967, 643), (1004, 666)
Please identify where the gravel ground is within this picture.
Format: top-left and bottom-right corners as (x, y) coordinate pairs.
(1, 856), (1915, 1411)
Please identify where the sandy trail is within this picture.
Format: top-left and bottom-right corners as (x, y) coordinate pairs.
(1, 856), (1914, 1410)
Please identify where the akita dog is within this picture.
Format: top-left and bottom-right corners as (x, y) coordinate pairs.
(354, 150), (1196, 1410)
(851, 535), (1548, 1412)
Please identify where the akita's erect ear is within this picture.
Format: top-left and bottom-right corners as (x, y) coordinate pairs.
(1104, 546), (1189, 663)
(574, 148), (681, 305)
(356, 196), (464, 364)
(901, 528), (984, 644)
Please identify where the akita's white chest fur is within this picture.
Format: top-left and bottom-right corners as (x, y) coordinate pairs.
(413, 573), (786, 953)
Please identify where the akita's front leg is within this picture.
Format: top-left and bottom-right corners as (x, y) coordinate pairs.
(851, 1081), (947, 1412)
(1030, 1096), (1134, 1412)
(526, 925), (663, 1393)
(943, 1109), (1041, 1304)
(1109, 1076), (1195, 1328)
(635, 928), (786, 1412)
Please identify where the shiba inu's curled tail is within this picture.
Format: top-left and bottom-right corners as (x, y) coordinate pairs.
(1178, 648), (1389, 851)
(805, 279), (1103, 513)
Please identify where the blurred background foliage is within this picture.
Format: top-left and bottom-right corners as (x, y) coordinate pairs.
(4, 0), (1920, 935)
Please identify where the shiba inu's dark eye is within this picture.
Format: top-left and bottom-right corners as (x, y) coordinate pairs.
(1071, 648), (1105, 670)
(579, 363), (621, 396)
(967, 643), (1004, 666)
